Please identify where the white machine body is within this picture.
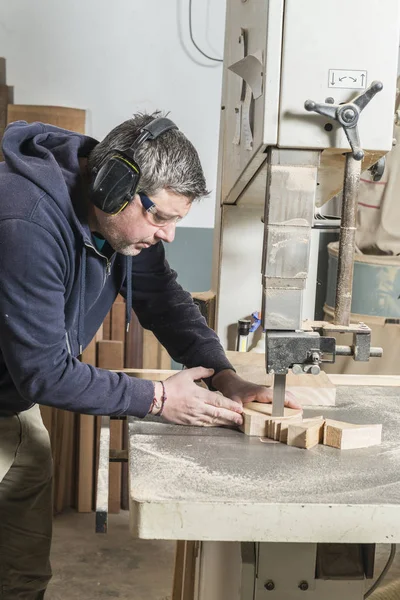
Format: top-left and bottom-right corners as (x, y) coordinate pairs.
(214, 0), (400, 347)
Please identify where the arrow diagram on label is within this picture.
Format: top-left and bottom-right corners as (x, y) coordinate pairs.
(339, 76), (348, 82)
(331, 72), (335, 85)
(350, 77), (357, 82)
(361, 74), (365, 86)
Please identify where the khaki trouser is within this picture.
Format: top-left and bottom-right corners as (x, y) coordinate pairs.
(0, 404), (52, 599)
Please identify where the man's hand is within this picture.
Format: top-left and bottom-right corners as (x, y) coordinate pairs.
(160, 367), (244, 427)
(211, 369), (301, 410)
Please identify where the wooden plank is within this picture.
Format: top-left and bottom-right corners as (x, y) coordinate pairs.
(143, 329), (161, 369)
(0, 58), (5, 85)
(76, 337), (97, 512)
(125, 309), (143, 368)
(323, 419), (382, 450)
(0, 84), (13, 162)
(7, 104), (86, 133)
(102, 312), (111, 340)
(54, 409), (74, 513)
(172, 541), (198, 600)
(81, 337), (96, 366)
(172, 541), (186, 600)
(77, 414), (95, 512)
(225, 351), (336, 406)
(143, 329), (171, 370)
(328, 374), (400, 387)
(64, 411), (76, 509)
(287, 417), (325, 450)
(95, 324), (104, 342)
(97, 340), (124, 370)
(39, 405), (53, 438)
(109, 419), (123, 514)
(121, 419), (129, 511)
(97, 339), (124, 513)
(111, 300), (126, 342)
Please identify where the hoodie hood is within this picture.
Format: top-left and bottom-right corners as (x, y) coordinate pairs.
(3, 120), (97, 231)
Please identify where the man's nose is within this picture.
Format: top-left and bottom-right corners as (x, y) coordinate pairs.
(155, 222), (176, 243)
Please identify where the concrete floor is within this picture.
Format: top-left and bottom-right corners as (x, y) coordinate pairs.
(46, 511), (175, 600)
(47, 511), (400, 599)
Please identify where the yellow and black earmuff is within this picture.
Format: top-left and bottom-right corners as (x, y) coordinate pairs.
(89, 117), (178, 215)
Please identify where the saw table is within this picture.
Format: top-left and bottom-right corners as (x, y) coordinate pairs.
(125, 379), (400, 599)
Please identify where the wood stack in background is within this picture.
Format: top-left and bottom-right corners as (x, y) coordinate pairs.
(76, 298), (172, 514)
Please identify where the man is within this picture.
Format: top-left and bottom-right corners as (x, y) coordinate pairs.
(0, 112), (298, 599)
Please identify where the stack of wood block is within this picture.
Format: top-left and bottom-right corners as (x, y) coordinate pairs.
(241, 402), (382, 450)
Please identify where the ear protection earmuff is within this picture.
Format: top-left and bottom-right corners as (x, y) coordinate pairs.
(89, 117), (178, 215)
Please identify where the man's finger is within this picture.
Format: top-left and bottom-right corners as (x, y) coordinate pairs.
(184, 366), (215, 381)
(202, 405), (243, 426)
(284, 397), (302, 409)
(284, 390), (302, 409)
(203, 392), (243, 414)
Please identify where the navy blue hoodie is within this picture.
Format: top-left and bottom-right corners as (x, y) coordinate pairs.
(0, 121), (233, 417)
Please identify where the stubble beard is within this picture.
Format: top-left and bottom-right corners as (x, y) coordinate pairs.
(95, 216), (152, 256)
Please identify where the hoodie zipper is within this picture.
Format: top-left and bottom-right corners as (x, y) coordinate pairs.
(84, 242), (114, 287)
(65, 331), (72, 355)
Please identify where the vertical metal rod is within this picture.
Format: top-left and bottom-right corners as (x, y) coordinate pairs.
(272, 374), (286, 417)
(334, 153), (362, 326)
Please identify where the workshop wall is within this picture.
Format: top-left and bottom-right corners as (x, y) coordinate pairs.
(0, 0), (225, 232)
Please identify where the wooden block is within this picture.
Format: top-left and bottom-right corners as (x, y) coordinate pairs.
(225, 351), (336, 406)
(240, 407), (271, 437)
(323, 419), (382, 450)
(241, 404), (302, 437)
(287, 417), (325, 450)
(97, 340), (124, 370)
(286, 372), (336, 407)
(7, 104), (86, 133)
(192, 291), (216, 329)
(279, 416), (304, 443)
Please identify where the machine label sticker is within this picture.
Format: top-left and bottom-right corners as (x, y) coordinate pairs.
(328, 69), (367, 90)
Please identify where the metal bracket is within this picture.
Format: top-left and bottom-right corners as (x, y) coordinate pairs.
(304, 81), (383, 160)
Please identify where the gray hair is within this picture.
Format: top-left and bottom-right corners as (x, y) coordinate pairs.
(88, 111), (209, 201)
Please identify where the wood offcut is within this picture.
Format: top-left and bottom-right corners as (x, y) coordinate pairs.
(323, 419), (382, 450)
